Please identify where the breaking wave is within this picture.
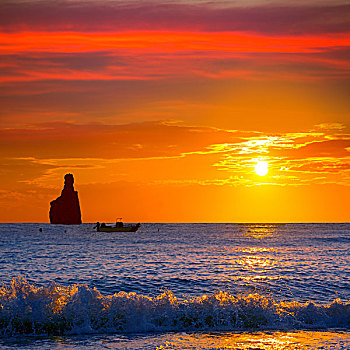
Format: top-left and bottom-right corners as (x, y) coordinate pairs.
(1, 277), (350, 336)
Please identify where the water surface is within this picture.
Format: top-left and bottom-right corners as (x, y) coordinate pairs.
(1, 223), (350, 348)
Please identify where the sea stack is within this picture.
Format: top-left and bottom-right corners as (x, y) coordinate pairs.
(49, 173), (82, 225)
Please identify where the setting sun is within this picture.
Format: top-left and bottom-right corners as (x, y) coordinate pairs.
(255, 160), (268, 176)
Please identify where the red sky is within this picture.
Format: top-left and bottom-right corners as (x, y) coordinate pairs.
(1, 0), (350, 222)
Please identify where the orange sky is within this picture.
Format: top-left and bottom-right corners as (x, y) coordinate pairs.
(1, 0), (350, 223)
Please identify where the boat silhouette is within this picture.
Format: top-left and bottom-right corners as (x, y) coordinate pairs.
(95, 219), (141, 232)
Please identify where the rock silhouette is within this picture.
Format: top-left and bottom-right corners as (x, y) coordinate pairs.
(49, 174), (82, 225)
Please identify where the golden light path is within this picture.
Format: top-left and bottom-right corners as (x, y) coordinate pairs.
(155, 331), (350, 349)
(255, 160), (269, 176)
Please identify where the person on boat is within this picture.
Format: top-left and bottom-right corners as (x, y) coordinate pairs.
(96, 222), (100, 231)
(115, 220), (123, 228)
(101, 222), (106, 228)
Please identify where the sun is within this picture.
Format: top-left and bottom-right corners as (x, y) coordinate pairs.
(255, 160), (268, 176)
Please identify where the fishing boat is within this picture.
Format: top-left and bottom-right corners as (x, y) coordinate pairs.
(95, 219), (141, 232)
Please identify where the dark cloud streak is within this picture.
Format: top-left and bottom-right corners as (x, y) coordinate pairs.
(1, 1), (350, 35)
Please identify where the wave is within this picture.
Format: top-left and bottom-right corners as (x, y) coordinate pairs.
(1, 277), (350, 336)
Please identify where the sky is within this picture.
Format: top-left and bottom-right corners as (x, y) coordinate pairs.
(1, 0), (350, 223)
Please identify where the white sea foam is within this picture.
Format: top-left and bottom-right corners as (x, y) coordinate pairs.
(1, 277), (350, 336)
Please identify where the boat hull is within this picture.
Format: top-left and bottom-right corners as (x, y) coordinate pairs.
(97, 225), (140, 232)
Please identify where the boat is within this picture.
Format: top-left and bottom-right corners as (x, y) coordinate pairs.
(97, 224), (141, 232)
(95, 220), (141, 232)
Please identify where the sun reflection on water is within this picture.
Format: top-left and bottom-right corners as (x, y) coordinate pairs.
(235, 255), (276, 271)
(237, 223), (285, 239)
(155, 331), (350, 349)
(210, 224), (291, 289)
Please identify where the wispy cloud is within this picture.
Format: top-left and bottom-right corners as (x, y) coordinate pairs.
(211, 128), (350, 186)
(0, 121), (238, 159)
(1, 121), (350, 189)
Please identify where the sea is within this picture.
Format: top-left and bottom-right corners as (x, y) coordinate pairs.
(1, 223), (350, 349)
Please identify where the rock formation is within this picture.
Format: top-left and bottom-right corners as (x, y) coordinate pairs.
(49, 173), (82, 225)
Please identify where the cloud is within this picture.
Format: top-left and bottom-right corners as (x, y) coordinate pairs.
(1, 1), (349, 35)
(1, 2), (349, 90)
(2, 120), (350, 165)
(0, 30), (349, 88)
(0, 157), (54, 187)
(211, 128), (350, 186)
(1, 32), (349, 55)
(315, 122), (346, 130)
(2, 121), (350, 190)
(275, 139), (350, 159)
(285, 158), (350, 173)
(0, 121), (240, 159)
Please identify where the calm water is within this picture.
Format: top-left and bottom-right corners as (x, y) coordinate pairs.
(1, 223), (350, 349)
